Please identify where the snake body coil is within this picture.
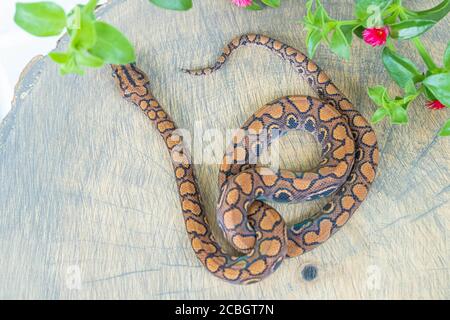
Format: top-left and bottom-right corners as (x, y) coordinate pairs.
(111, 34), (379, 284)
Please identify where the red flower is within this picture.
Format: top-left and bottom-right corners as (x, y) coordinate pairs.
(426, 100), (446, 110)
(231, 0), (252, 7)
(363, 26), (390, 47)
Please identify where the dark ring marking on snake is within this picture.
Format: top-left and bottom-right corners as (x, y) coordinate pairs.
(111, 33), (379, 284)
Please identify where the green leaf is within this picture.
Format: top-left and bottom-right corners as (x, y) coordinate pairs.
(149, 0), (192, 11)
(262, 0), (280, 8)
(367, 85), (388, 106)
(314, 2), (330, 26)
(401, 94), (417, 108)
(306, 29), (322, 58)
(49, 51), (71, 64)
(353, 25), (365, 39)
(355, 0), (392, 25)
(75, 50), (104, 68)
(83, 0), (98, 14)
(330, 27), (351, 60)
(383, 11), (398, 25)
(14, 2), (66, 37)
(406, 0), (450, 23)
(423, 73), (450, 107)
(439, 119), (450, 136)
(305, 0), (314, 23)
(389, 19), (436, 40)
(382, 47), (421, 88)
(89, 21), (135, 65)
(245, 3), (263, 10)
(404, 80), (417, 96)
(371, 107), (388, 123)
(52, 49), (104, 72)
(390, 104), (408, 124)
(340, 24), (356, 45)
(423, 86), (437, 101)
(444, 41), (450, 70)
(59, 56), (84, 75)
(302, 0), (333, 39)
(69, 8), (97, 50)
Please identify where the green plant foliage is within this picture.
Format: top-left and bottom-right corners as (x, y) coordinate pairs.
(89, 21), (135, 65)
(12, 0), (450, 138)
(423, 73), (450, 107)
(14, 2), (67, 36)
(261, 0), (280, 8)
(405, 0), (450, 22)
(245, 3), (263, 11)
(330, 26), (351, 60)
(439, 119), (450, 136)
(382, 47), (421, 88)
(302, 0), (356, 59)
(15, 0), (193, 74)
(355, 0), (392, 26)
(148, 0), (192, 11)
(299, 0), (449, 136)
(443, 42), (450, 70)
(389, 19), (436, 40)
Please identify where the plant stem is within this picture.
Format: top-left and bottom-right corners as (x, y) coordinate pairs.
(386, 37), (396, 51)
(412, 37), (438, 71)
(338, 19), (359, 26)
(397, 8), (439, 71)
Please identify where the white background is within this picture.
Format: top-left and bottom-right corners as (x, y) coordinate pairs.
(0, 0), (105, 120)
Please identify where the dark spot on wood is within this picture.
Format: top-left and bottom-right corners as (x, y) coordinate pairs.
(302, 265), (318, 281)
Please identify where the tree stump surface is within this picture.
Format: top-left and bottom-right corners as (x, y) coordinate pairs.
(0, 0), (448, 299)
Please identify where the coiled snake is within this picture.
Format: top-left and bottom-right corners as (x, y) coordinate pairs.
(111, 34), (379, 285)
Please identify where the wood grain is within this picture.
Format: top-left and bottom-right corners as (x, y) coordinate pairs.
(0, 0), (448, 299)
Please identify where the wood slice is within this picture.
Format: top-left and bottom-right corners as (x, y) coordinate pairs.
(0, 0), (448, 299)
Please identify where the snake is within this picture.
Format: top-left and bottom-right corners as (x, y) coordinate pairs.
(111, 34), (379, 285)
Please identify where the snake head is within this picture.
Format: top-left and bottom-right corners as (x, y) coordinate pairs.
(110, 63), (151, 101)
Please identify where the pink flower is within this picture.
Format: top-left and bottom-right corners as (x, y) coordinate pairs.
(232, 0), (252, 7)
(363, 26), (390, 47)
(426, 100), (446, 110)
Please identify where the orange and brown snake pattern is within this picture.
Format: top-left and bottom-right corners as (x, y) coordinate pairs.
(111, 34), (379, 284)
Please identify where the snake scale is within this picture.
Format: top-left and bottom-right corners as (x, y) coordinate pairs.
(111, 34), (379, 285)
